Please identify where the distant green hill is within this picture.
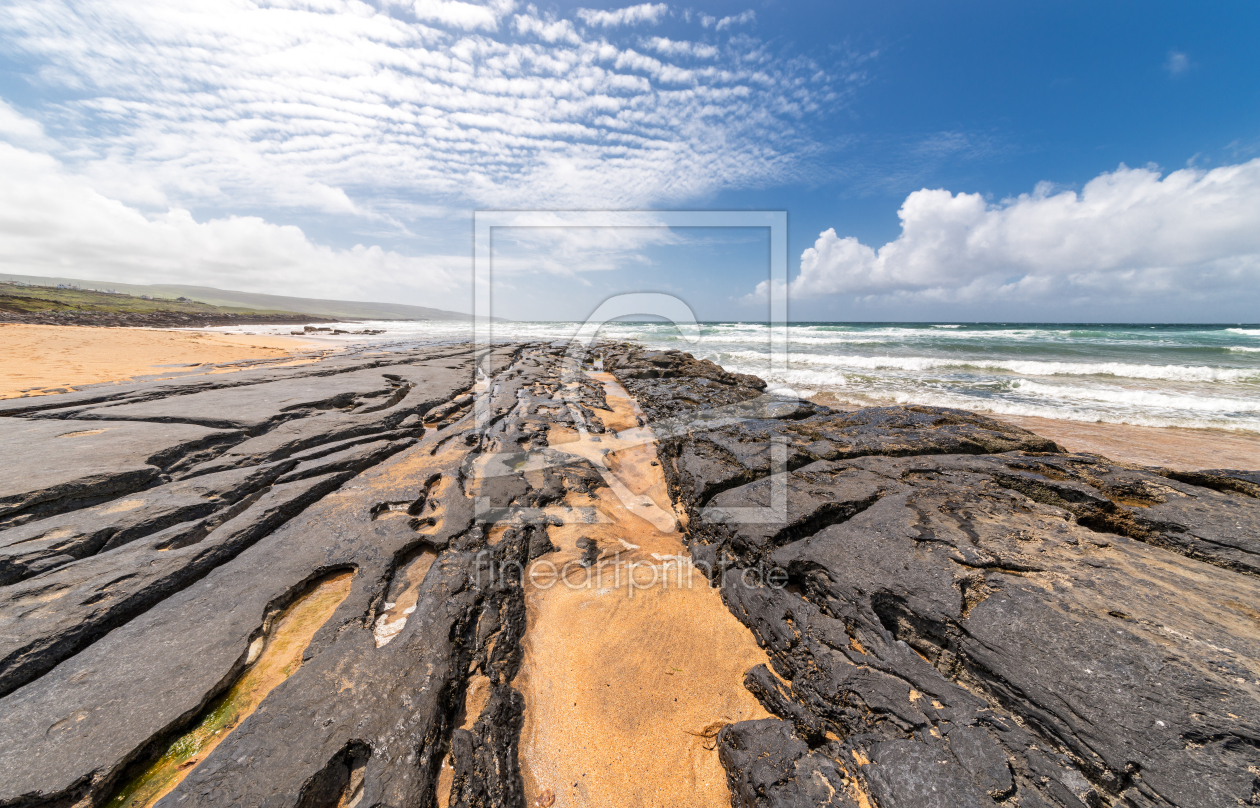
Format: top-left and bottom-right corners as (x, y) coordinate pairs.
(0, 283), (290, 316)
(0, 273), (474, 321)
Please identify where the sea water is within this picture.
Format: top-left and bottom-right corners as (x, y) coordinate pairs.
(212, 321), (1260, 433)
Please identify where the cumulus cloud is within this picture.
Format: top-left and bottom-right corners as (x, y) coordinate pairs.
(0, 99), (53, 149)
(575, 3), (668, 28)
(0, 140), (467, 305)
(749, 160), (1260, 309)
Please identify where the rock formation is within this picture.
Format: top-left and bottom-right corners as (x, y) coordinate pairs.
(609, 344), (1260, 808)
(0, 342), (1255, 808)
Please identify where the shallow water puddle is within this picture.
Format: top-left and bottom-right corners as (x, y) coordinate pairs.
(373, 545), (438, 647)
(105, 570), (355, 808)
(511, 372), (772, 808)
(55, 428), (112, 438)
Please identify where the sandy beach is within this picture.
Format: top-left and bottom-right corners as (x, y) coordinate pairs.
(0, 324), (322, 398)
(993, 413), (1260, 472)
(810, 392), (1258, 472)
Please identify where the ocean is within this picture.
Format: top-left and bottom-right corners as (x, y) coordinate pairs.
(214, 321), (1260, 434)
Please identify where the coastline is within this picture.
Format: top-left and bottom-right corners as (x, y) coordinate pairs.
(2, 322), (1252, 472)
(0, 339), (1257, 807)
(809, 391), (1259, 471)
(190, 319), (1260, 450)
(988, 412), (1260, 471)
(0, 323), (324, 399)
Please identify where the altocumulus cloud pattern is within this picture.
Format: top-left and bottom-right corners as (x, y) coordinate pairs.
(0, 0), (859, 215)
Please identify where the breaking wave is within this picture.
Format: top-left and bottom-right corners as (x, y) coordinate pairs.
(203, 319), (1260, 434)
(762, 353), (1260, 383)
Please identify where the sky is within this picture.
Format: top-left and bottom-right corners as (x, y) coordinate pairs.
(1, 0), (1258, 322)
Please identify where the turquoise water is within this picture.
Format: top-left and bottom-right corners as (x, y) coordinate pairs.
(215, 321), (1260, 433)
(688, 322), (1260, 433)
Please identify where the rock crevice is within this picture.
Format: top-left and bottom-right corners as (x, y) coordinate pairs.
(0, 342), (1256, 808)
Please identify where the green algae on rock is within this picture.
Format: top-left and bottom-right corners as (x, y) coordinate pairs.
(105, 570), (354, 808)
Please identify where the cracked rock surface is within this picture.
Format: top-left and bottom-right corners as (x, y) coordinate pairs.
(0, 341), (1255, 808)
(606, 344), (1260, 808)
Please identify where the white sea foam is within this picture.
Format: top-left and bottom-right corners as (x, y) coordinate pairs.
(799, 326), (1065, 341)
(763, 353), (1260, 383)
(795, 385), (1260, 432)
(696, 333), (890, 346)
(204, 319), (1260, 433)
(883, 392), (1260, 433)
(717, 362), (1260, 433)
(1011, 380), (1259, 414)
(803, 387), (1258, 430)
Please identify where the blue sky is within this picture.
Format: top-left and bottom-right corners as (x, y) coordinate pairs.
(1, 0), (1258, 321)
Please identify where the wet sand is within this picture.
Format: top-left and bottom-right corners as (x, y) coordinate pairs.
(995, 414), (1260, 471)
(810, 393), (1258, 472)
(511, 372), (773, 808)
(0, 323), (322, 398)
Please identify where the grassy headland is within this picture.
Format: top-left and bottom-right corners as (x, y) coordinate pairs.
(0, 282), (328, 328)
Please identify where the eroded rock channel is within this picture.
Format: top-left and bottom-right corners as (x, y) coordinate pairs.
(0, 342), (1257, 808)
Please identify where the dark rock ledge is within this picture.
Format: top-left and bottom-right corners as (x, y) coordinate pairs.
(607, 344), (1260, 808)
(0, 342), (1254, 808)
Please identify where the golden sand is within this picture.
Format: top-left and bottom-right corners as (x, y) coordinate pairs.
(511, 372), (772, 808)
(0, 323), (321, 398)
(809, 393), (1258, 472)
(994, 414), (1260, 472)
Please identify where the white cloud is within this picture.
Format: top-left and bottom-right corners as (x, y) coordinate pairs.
(612, 48), (695, 83)
(413, 0), (515, 31)
(0, 0), (840, 217)
(575, 3), (668, 28)
(0, 99), (53, 149)
(0, 0), (851, 310)
(715, 10), (755, 31)
(1165, 50), (1190, 76)
(0, 140), (466, 304)
(701, 10), (755, 30)
(642, 36), (717, 59)
(749, 160), (1260, 309)
(512, 13), (581, 44)
(490, 218), (682, 277)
